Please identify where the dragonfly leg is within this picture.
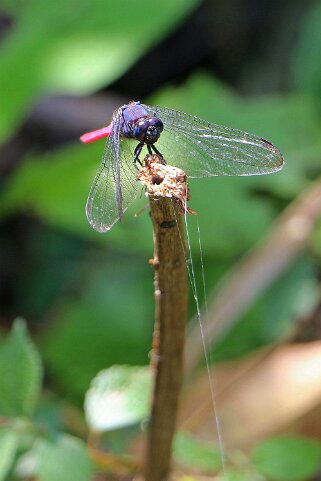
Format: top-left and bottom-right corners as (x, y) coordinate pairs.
(133, 142), (144, 169)
(151, 144), (166, 163)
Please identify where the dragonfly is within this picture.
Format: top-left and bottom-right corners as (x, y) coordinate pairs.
(80, 101), (284, 233)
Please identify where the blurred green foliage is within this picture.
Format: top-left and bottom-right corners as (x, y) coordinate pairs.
(1, 70), (320, 398)
(1, 0), (321, 479)
(0, 319), (42, 417)
(0, 427), (20, 481)
(0, 323), (320, 480)
(213, 255), (318, 361)
(0, 0), (200, 141)
(292, 2), (321, 104)
(34, 435), (94, 481)
(252, 436), (321, 481)
(173, 432), (222, 472)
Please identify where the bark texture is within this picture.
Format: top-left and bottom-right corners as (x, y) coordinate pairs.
(145, 196), (188, 481)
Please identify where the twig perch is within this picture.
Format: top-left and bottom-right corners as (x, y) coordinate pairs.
(137, 155), (193, 481)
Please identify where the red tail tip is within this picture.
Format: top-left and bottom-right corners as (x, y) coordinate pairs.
(80, 124), (112, 144)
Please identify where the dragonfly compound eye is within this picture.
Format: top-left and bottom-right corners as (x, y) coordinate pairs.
(146, 117), (163, 144)
(133, 117), (163, 144)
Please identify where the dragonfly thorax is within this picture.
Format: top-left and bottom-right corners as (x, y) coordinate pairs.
(132, 116), (163, 144)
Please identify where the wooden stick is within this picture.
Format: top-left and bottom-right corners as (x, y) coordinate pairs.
(145, 196), (188, 481)
(137, 155), (190, 481)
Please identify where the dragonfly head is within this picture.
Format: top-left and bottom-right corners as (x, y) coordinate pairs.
(133, 116), (163, 144)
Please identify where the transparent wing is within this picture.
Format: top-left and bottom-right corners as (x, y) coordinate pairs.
(86, 120), (139, 233)
(142, 104), (284, 177)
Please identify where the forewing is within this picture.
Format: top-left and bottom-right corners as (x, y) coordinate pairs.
(143, 105), (284, 177)
(86, 133), (139, 233)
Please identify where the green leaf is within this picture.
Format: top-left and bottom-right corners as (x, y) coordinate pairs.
(0, 319), (43, 417)
(0, 427), (20, 481)
(252, 436), (321, 481)
(173, 432), (222, 472)
(85, 365), (152, 431)
(35, 434), (93, 481)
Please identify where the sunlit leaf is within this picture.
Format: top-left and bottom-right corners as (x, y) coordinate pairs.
(85, 365), (152, 431)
